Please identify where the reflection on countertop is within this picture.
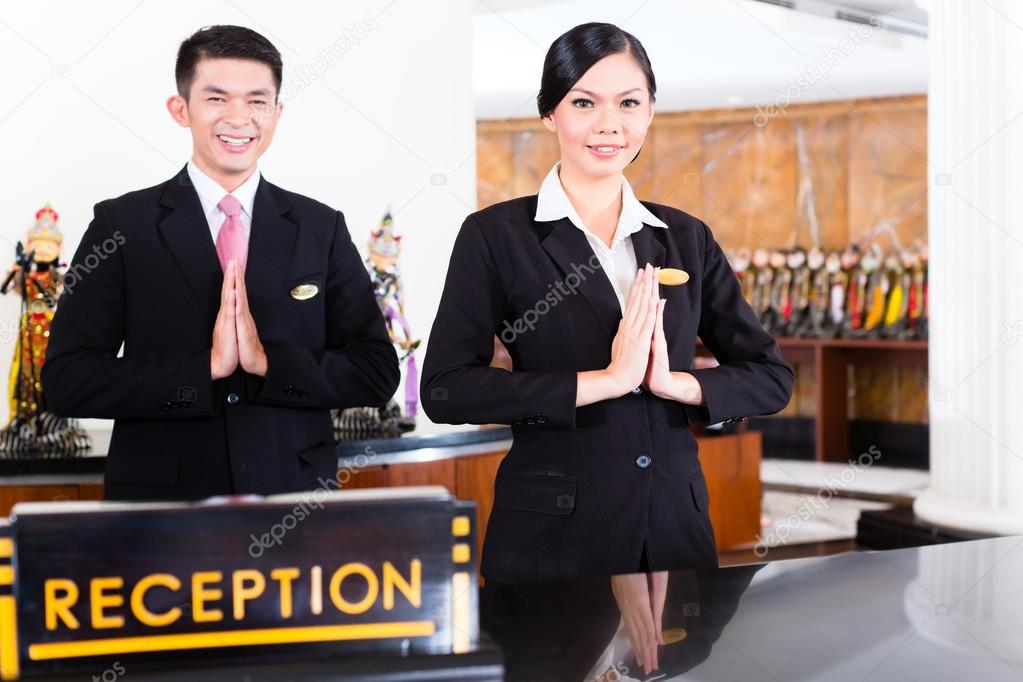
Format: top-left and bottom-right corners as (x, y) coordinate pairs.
(481, 535), (1023, 681)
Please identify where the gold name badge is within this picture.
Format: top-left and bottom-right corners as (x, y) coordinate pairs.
(290, 283), (319, 300)
(658, 268), (689, 286)
(662, 627), (687, 644)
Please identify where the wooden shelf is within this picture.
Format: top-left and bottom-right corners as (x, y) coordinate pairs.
(697, 337), (928, 462)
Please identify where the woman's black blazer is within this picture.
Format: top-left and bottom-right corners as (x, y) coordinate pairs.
(421, 195), (793, 583)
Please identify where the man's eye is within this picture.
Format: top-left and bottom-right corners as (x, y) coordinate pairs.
(571, 98), (594, 109)
(251, 100), (267, 106)
(621, 98), (640, 108)
(207, 97), (224, 102)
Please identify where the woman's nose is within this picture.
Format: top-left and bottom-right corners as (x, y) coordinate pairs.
(593, 105), (620, 135)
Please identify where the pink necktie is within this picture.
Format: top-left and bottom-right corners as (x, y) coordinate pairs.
(215, 194), (247, 273)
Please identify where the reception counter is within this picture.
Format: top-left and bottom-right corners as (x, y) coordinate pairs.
(0, 424), (764, 556)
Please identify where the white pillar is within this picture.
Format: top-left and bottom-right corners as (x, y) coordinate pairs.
(914, 0), (1023, 534)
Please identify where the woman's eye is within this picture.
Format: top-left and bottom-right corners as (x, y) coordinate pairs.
(571, 98), (594, 109)
(621, 98), (640, 108)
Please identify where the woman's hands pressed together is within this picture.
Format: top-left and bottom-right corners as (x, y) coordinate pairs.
(575, 263), (705, 408)
(607, 263), (659, 394)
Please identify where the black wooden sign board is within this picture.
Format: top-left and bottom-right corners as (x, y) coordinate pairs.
(0, 486), (479, 679)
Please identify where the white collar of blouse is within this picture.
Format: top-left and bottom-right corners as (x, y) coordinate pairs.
(534, 161), (668, 248)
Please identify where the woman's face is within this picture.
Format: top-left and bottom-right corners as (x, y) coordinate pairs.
(543, 52), (654, 180)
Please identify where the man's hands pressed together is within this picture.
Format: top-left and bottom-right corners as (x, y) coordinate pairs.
(211, 260), (267, 380)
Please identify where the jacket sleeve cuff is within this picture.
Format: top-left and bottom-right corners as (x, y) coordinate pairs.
(247, 342), (314, 406)
(158, 351), (215, 416)
(546, 370), (578, 429)
(682, 367), (725, 426)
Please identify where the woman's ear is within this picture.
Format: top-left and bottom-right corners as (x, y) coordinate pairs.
(541, 113), (557, 133)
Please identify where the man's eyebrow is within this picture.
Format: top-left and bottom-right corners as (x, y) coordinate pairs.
(199, 85), (272, 97)
(569, 88), (643, 97)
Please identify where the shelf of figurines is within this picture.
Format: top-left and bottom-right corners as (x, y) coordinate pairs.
(697, 239), (929, 463)
(729, 242), (929, 355)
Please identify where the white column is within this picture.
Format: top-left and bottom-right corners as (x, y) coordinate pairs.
(914, 0), (1023, 534)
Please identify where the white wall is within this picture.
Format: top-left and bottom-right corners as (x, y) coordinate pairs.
(0, 0), (477, 434)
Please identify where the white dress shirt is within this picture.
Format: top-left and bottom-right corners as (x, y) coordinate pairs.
(534, 162), (669, 312)
(186, 159), (260, 245)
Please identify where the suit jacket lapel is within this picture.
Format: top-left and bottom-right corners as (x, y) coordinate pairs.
(158, 166), (222, 326)
(538, 214), (621, 343)
(631, 223), (667, 272)
(157, 167), (298, 329)
(245, 178), (297, 324)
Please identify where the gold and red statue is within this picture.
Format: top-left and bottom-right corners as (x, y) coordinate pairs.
(0, 204), (90, 455)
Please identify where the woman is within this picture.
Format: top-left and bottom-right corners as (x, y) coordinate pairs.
(422, 23), (793, 584)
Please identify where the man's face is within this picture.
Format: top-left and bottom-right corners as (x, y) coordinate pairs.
(167, 58), (282, 184)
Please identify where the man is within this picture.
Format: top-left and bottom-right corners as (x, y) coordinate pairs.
(42, 25), (399, 501)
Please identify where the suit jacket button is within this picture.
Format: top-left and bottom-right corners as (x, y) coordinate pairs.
(635, 454), (652, 469)
(226, 392), (239, 405)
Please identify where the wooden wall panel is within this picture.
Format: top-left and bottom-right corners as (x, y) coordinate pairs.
(478, 95), (929, 425)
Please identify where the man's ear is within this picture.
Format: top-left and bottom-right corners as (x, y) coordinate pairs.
(541, 113), (557, 133)
(166, 95), (190, 127)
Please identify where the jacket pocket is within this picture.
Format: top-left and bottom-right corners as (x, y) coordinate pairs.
(690, 470), (710, 512)
(494, 473), (577, 515)
(105, 453), (178, 487)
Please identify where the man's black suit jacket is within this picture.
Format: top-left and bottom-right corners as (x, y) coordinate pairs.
(421, 196), (794, 583)
(42, 166), (399, 501)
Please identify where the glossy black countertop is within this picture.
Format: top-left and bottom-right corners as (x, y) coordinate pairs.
(39, 535), (1023, 681)
(481, 535), (1023, 681)
(0, 426), (512, 480)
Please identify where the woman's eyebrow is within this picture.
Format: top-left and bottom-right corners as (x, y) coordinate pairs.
(569, 87), (643, 97)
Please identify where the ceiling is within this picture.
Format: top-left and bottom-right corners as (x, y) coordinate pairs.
(473, 0), (928, 119)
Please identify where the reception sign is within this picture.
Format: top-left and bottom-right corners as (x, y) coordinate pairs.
(0, 487), (478, 679)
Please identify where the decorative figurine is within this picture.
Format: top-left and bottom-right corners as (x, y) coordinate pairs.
(0, 204), (90, 456)
(824, 250), (847, 339)
(764, 249), (790, 335)
(860, 244), (889, 337)
(805, 246), (829, 338)
(731, 247), (756, 307)
(880, 252), (908, 339)
(785, 247), (810, 337)
(332, 210), (418, 441)
(751, 247), (774, 329)
(841, 245), (867, 337)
